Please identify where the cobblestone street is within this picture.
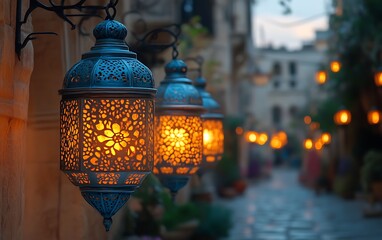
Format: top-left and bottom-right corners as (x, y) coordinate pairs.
(221, 168), (382, 240)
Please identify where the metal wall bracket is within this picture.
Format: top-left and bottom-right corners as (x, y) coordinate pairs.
(15, 0), (119, 58)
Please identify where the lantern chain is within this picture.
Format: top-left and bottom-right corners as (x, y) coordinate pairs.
(15, 0), (119, 58)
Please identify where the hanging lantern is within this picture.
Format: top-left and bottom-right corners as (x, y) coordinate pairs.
(304, 139), (313, 150)
(334, 108), (351, 126)
(374, 68), (382, 87)
(59, 20), (156, 231)
(195, 75), (224, 166)
(367, 108), (382, 125)
(321, 132), (331, 144)
(315, 70), (327, 85)
(154, 59), (204, 196)
(330, 60), (341, 73)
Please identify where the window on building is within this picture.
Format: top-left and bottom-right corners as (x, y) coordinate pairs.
(289, 79), (296, 88)
(289, 106), (298, 118)
(272, 105), (282, 126)
(289, 61), (297, 76)
(273, 80), (280, 89)
(272, 62), (282, 75)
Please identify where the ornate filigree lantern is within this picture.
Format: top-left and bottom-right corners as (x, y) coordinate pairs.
(194, 73), (224, 168)
(59, 20), (156, 231)
(154, 59), (204, 197)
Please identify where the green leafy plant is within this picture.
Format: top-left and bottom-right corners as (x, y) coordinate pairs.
(361, 150), (382, 192)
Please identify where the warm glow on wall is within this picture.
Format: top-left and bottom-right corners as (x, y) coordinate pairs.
(315, 70), (327, 85)
(375, 70), (382, 87)
(321, 132), (331, 144)
(367, 109), (382, 125)
(304, 139), (313, 150)
(330, 61), (341, 73)
(334, 109), (351, 126)
(304, 116), (312, 125)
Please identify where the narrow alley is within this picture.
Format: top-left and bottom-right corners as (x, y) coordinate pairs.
(222, 169), (382, 240)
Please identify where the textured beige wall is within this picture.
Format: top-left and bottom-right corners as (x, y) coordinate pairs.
(0, 1), (33, 239)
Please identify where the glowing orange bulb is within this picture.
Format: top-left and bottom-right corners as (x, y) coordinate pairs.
(334, 109), (351, 125)
(270, 137), (282, 149)
(235, 126), (244, 135)
(367, 109), (382, 125)
(375, 71), (382, 87)
(315, 140), (323, 150)
(304, 116), (312, 125)
(321, 133), (331, 144)
(246, 131), (258, 143)
(257, 132), (268, 145)
(330, 61), (341, 73)
(315, 71), (327, 85)
(304, 139), (313, 150)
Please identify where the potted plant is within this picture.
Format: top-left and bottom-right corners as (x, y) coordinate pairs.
(361, 150), (382, 203)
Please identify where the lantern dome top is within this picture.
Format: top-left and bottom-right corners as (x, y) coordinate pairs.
(61, 20), (155, 94)
(93, 20), (127, 40)
(156, 59), (204, 112)
(195, 76), (223, 119)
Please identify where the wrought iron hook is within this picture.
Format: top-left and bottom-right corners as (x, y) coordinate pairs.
(15, 0), (121, 58)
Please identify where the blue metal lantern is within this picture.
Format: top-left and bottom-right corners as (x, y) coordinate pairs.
(194, 75), (224, 168)
(154, 59), (204, 197)
(59, 19), (156, 231)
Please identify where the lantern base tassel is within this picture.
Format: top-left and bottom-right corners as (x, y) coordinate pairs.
(80, 188), (133, 231)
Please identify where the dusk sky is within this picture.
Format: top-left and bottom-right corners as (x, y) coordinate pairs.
(253, 0), (330, 50)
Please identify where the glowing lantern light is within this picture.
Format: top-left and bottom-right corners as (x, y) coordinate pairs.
(277, 131), (288, 145)
(304, 116), (312, 125)
(315, 70), (327, 85)
(334, 108), (351, 126)
(315, 139), (323, 150)
(367, 108), (382, 125)
(321, 132), (331, 144)
(270, 136), (283, 149)
(154, 59), (204, 197)
(330, 60), (341, 73)
(59, 20), (156, 231)
(257, 132), (268, 145)
(195, 73), (224, 166)
(236, 126), (244, 135)
(374, 69), (382, 87)
(304, 139), (313, 150)
(246, 131), (258, 143)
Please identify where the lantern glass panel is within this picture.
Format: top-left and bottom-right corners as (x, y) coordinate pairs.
(368, 110), (381, 125)
(202, 119), (224, 162)
(154, 115), (203, 176)
(60, 97), (154, 185)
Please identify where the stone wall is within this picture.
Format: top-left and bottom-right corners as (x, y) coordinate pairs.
(0, 1), (33, 239)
